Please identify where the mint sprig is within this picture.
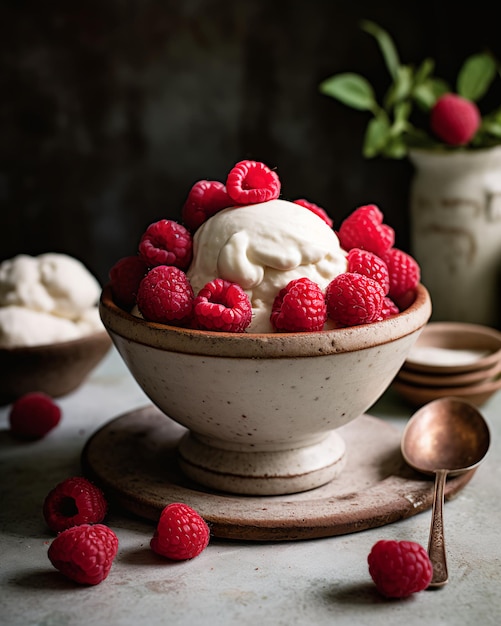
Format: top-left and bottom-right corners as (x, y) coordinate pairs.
(319, 20), (501, 158)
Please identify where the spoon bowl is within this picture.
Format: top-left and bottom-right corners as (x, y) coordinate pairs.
(401, 396), (490, 587)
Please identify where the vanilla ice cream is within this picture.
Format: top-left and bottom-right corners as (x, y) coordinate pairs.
(187, 199), (348, 332)
(0, 253), (104, 347)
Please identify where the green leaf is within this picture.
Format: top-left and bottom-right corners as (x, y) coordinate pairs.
(384, 65), (413, 108)
(412, 78), (450, 110)
(457, 53), (497, 101)
(414, 58), (435, 85)
(362, 115), (391, 158)
(412, 83), (437, 109)
(360, 20), (400, 80)
(319, 73), (377, 111)
(393, 101), (412, 131)
(382, 136), (408, 159)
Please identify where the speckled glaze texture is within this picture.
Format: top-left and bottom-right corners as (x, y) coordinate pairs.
(99, 284), (431, 494)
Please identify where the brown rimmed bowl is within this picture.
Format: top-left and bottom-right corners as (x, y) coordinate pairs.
(99, 283), (431, 496)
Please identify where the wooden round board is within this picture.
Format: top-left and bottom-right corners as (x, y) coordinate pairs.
(81, 405), (476, 541)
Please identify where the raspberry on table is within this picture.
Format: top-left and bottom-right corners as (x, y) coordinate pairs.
(338, 204), (394, 257)
(381, 247), (421, 301)
(181, 180), (234, 231)
(271, 277), (327, 332)
(48, 523), (119, 585)
(430, 93), (481, 146)
(137, 265), (194, 326)
(9, 392), (61, 440)
(226, 160), (281, 205)
(109, 255), (149, 309)
(346, 248), (390, 295)
(293, 199), (334, 227)
(368, 539), (433, 598)
(139, 219), (193, 270)
(150, 502), (210, 561)
(325, 272), (385, 327)
(43, 476), (108, 533)
(192, 278), (252, 332)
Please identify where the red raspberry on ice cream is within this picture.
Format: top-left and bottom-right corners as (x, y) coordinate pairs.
(346, 248), (390, 295)
(226, 160), (281, 204)
(109, 255), (149, 309)
(338, 204), (394, 257)
(430, 93), (481, 146)
(139, 219), (192, 270)
(325, 272), (385, 327)
(381, 247), (421, 301)
(293, 199), (334, 227)
(192, 278), (252, 332)
(137, 265), (194, 326)
(271, 278), (327, 332)
(182, 180), (234, 231)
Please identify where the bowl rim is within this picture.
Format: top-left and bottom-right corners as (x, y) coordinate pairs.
(403, 321), (501, 374)
(0, 329), (111, 354)
(99, 283), (432, 358)
(392, 373), (501, 401)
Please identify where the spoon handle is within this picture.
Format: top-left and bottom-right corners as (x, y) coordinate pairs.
(428, 469), (449, 587)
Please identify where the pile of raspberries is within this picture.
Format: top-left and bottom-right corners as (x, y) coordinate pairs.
(109, 160), (420, 333)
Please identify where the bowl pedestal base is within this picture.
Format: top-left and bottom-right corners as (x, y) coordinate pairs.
(177, 430), (346, 496)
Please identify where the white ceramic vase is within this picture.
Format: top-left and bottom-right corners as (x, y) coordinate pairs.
(409, 146), (501, 329)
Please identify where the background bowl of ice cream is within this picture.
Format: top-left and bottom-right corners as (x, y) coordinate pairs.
(100, 282), (431, 496)
(0, 331), (112, 404)
(0, 253), (112, 403)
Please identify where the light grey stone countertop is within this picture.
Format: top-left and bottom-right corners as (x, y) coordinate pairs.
(1, 348), (500, 626)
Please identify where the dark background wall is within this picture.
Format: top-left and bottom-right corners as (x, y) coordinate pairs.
(1, 0), (500, 285)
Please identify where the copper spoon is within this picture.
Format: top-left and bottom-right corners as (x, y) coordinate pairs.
(401, 397), (490, 587)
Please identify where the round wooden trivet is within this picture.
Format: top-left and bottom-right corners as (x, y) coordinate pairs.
(81, 405), (475, 541)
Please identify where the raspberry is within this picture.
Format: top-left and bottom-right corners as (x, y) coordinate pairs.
(109, 255), (149, 309)
(181, 180), (234, 231)
(379, 296), (400, 320)
(9, 392), (61, 440)
(346, 248), (390, 295)
(368, 539), (433, 598)
(137, 265), (194, 326)
(193, 278), (252, 332)
(43, 476), (108, 533)
(381, 247), (421, 300)
(271, 278), (327, 332)
(325, 272), (385, 327)
(139, 219), (192, 270)
(293, 199), (333, 227)
(430, 93), (481, 146)
(226, 160), (281, 205)
(150, 502), (210, 561)
(338, 204), (394, 257)
(48, 523), (119, 585)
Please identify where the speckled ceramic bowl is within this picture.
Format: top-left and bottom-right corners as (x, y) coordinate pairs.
(99, 284), (431, 495)
(0, 331), (112, 404)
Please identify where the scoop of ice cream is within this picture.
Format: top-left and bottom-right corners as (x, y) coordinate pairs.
(0, 253), (104, 347)
(0, 306), (85, 347)
(0, 253), (101, 319)
(187, 199), (348, 332)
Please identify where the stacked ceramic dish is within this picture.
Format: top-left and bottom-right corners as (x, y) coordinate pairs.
(392, 322), (501, 407)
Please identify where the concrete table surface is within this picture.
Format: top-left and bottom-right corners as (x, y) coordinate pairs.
(1, 348), (500, 626)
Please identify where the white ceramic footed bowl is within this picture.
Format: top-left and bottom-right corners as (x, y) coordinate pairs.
(99, 284), (431, 495)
